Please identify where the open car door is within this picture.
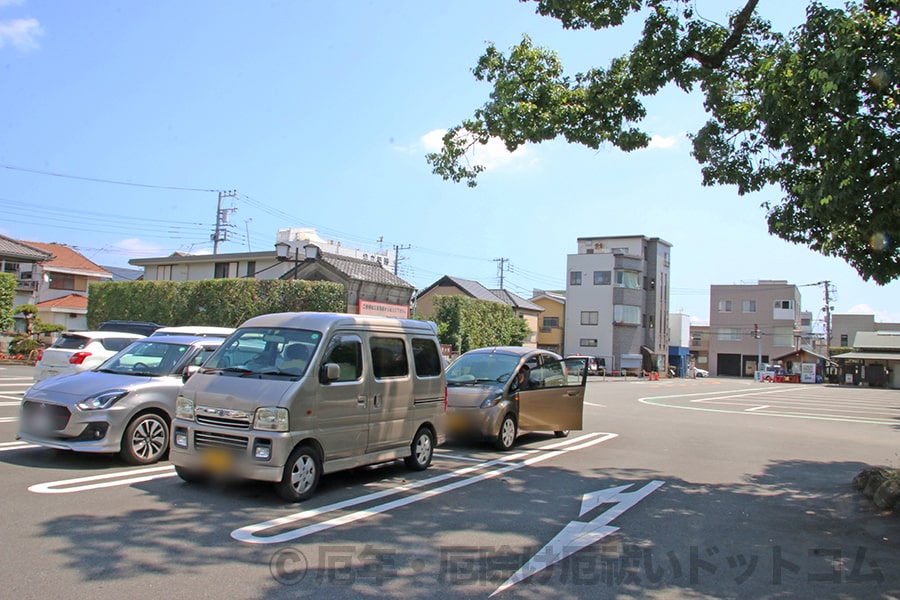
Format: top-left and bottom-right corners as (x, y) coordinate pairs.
(517, 356), (587, 433)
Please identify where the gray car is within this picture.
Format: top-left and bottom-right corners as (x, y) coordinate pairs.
(445, 347), (588, 450)
(18, 335), (222, 465)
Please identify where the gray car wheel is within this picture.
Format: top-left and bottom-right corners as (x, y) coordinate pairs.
(120, 413), (169, 465)
(276, 445), (321, 502)
(404, 427), (434, 471)
(495, 414), (517, 451)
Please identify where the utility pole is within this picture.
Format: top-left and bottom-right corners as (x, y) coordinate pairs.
(211, 190), (238, 254)
(494, 258), (509, 289)
(393, 244), (411, 276)
(821, 280), (834, 358)
(754, 323), (762, 370)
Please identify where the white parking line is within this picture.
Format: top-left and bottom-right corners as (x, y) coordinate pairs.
(746, 405), (770, 412)
(28, 466), (177, 494)
(0, 401), (22, 407)
(0, 396), (25, 401)
(232, 432), (619, 544)
(0, 417), (18, 423)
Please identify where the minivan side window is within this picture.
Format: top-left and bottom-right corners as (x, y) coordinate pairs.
(323, 335), (363, 382)
(370, 337), (409, 379)
(411, 338), (441, 378)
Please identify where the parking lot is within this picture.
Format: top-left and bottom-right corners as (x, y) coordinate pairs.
(1, 365), (899, 599)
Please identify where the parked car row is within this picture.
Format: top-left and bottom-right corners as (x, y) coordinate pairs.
(17, 313), (590, 503)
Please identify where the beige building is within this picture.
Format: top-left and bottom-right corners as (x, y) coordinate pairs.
(531, 290), (565, 354)
(415, 275), (542, 347)
(708, 280), (802, 377)
(831, 313), (900, 350)
(689, 324), (711, 372)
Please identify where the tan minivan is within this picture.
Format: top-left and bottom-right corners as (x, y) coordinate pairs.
(169, 312), (446, 501)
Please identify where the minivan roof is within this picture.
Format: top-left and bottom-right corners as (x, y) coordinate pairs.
(239, 311), (436, 334)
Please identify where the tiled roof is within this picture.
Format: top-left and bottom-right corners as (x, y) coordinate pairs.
(490, 289), (543, 312)
(102, 265), (144, 281)
(319, 252), (414, 289)
(35, 294), (88, 311)
(853, 331), (900, 351)
(0, 234), (54, 261)
(19, 241), (112, 278)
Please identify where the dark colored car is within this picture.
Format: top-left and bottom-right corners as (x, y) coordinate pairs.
(98, 320), (166, 336)
(445, 347), (587, 450)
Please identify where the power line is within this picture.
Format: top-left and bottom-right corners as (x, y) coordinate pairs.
(0, 163), (224, 193)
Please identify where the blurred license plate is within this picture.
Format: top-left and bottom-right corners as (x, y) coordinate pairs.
(446, 412), (467, 433)
(201, 448), (234, 473)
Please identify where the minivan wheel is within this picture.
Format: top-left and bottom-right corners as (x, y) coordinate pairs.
(120, 413), (169, 465)
(404, 427), (434, 471)
(495, 415), (517, 451)
(554, 430), (570, 438)
(276, 445), (321, 502)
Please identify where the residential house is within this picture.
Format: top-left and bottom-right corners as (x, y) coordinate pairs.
(130, 233), (414, 317)
(0, 234), (54, 314)
(531, 290), (565, 354)
(708, 280), (802, 377)
(565, 235), (671, 375)
(831, 313), (900, 350)
(414, 275), (543, 347)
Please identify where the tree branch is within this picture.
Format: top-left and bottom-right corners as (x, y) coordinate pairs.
(685, 0), (761, 69)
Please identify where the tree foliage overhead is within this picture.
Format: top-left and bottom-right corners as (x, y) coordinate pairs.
(427, 0), (900, 284)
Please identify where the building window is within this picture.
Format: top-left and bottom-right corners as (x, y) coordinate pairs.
(774, 300), (794, 310)
(613, 304), (640, 325)
(742, 300), (756, 313)
(772, 327), (794, 347)
(245, 261), (256, 278)
(542, 317), (559, 329)
(614, 270), (640, 289)
(569, 271), (582, 286)
(648, 315), (654, 329)
(581, 311), (599, 326)
(840, 334), (848, 346)
(214, 262), (230, 278)
(691, 334), (702, 347)
(593, 270), (611, 285)
(718, 300), (733, 313)
(49, 273), (76, 291)
(579, 338), (598, 347)
(3, 261), (19, 275)
(716, 327), (743, 341)
(156, 265), (174, 280)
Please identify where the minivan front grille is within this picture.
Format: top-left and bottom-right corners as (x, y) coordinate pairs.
(195, 406), (252, 430)
(194, 430), (249, 451)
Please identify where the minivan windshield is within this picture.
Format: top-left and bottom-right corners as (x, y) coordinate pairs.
(446, 352), (520, 385)
(202, 327), (322, 378)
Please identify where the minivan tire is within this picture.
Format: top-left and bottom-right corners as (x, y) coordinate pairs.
(404, 427), (435, 471)
(174, 465), (207, 484)
(495, 415), (517, 451)
(276, 444), (321, 502)
(554, 430), (570, 438)
(120, 413), (169, 465)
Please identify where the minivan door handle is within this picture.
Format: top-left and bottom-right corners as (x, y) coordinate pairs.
(357, 395), (367, 408)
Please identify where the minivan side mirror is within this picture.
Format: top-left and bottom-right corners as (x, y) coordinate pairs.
(320, 362), (341, 384)
(182, 365), (200, 383)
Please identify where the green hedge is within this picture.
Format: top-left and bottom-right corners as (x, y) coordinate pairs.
(0, 272), (15, 332)
(432, 295), (530, 353)
(87, 279), (346, 328)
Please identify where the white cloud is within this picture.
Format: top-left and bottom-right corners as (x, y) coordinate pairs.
(645, 134), (679, 150)
(846, 303), (900, 324)
(420, 128), (532, 172)
(0, 17), (43, 51)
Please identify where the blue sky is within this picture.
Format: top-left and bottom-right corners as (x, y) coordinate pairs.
(1, 0), (896, 328)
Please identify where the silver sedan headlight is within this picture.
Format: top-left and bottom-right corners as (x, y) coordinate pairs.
(76, 390), (129, 411)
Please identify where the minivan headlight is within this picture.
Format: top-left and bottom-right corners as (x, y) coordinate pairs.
(175, 396), (195, 420)
(76, 390), (128, 411)
(254, 407), (289, 432)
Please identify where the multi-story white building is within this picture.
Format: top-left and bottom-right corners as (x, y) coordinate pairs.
(564, 235), (672, 374)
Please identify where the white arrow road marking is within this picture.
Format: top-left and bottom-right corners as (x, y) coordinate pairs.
(231, 432), (619, 544)
(28, 465), (176, 494)
(491, 480), (665, 597)
(0, 441), (38, 452)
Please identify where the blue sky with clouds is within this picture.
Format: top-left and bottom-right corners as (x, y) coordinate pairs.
(1, 0), (896, 328)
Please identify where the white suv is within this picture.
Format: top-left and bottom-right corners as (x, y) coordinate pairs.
(34, 331), (145, 382)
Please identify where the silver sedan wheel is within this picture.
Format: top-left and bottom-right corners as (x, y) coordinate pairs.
(122, 414), (169, 465)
